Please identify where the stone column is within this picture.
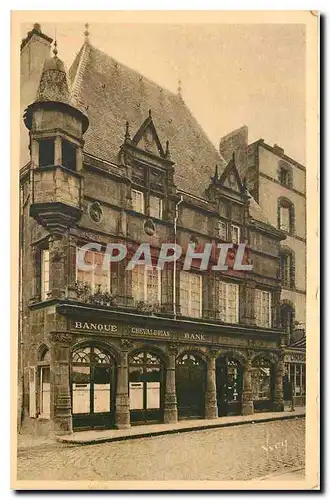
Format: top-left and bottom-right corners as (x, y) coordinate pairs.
(49, 233), (67, 299)
(115, 341), (131, 429)
(30, 138), (39, 168)
(272, 289), (282, 329)
(54, 135), (62, 165)
(66, 236), (78, 300)
(273, 355), (285, 412)
(50, 332), (73, 435)
(242, 358), (254, 415)
(205, 271), (216, 320)
(76, 146), (83, 173)
(164, 349), (178, 424)
(205, 354), (218, 419)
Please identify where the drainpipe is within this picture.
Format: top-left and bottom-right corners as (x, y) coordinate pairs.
(173, 195), (183, 320)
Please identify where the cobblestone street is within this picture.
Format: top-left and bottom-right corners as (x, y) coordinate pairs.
(17, 418), (305, 482)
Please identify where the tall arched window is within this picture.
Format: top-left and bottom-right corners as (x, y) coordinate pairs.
(278, 198), (295, 234)
(280, 249), (295, 288)
(281, 303), (295, 341)
(129, 351), (163, 424)
(71, 345), (116, 429)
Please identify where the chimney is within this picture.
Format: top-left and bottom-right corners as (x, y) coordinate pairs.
(20, 23), (53, 82)
(219, 125), (248, 177)
(20, 23), (53, 166)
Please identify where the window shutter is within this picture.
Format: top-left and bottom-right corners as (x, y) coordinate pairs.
(28, 366), (37, 418)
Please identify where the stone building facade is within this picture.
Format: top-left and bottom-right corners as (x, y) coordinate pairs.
(220, 127), (306, 406)
(19, 24), (289, 436)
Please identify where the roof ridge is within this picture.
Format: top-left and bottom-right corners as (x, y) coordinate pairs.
(70, 41), (91, 106)
(88, 43), (180, 100)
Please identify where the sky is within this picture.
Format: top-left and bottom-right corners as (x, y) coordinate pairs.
(21, 22), (306, 165)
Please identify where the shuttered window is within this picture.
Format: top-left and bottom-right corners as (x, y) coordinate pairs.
(180, 271), (202, 318)
(255, 289), (272, 328)
(217, 281), (239, 323)
(132, 266), (161, 305)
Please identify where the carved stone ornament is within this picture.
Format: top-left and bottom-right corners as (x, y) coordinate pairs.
(208, 347), (219, 358)
(51, 332), (73, 346)
(121, 338), (134, 350)
(168, 342), (180, 355)
(144, 218), (156, 236)
(89, 201), (103, 223)
(229, 172), (236, 187)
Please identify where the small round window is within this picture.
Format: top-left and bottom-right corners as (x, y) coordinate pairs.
(89, 201), (103, 223)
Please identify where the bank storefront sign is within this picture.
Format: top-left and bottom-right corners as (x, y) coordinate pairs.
(70, 320), (277, 348)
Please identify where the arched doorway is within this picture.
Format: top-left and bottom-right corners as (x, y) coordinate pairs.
(71, 345), (116, 430)
(216, 356), (243, 416)
(128, 351), (164, 424)
(251, 356), (274, 412)
(176, 353), (206, 419)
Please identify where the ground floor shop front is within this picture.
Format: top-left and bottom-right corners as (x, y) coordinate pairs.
(25, 307), (290, 435)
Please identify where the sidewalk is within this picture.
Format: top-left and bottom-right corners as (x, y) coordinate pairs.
(56, 406), (305, 446)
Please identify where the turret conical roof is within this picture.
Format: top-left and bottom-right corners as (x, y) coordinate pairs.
(35, 53), (71, 104)
(24, 43), (89, 133)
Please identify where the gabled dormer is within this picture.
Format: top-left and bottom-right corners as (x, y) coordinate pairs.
(206, 154), (249, 244)
(206, 153), (247, 204)
(119, 110), (173, 168)
(218, 153), (246, 194)
(131, 110), (167, 158)
(118, 111), (177, 221)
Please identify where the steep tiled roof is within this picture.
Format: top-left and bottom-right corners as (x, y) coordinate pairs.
(248, 195), (274, 226)
(69, 42), (227, 199)
(36, 55), (71, 104)
(68, 41), (277, 232)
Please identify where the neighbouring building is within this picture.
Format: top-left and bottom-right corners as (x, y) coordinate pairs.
(19, 24), (290, 436)
(220, 127), (306, 407)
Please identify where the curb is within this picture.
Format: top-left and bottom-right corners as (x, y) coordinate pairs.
(56, 413), (305, 447)
(257, 467), (305, 481)
(17, 441), (80, 454)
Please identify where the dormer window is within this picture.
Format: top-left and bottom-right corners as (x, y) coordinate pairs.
(39, 138), (54, 167)
(62, 139), (77, 171)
